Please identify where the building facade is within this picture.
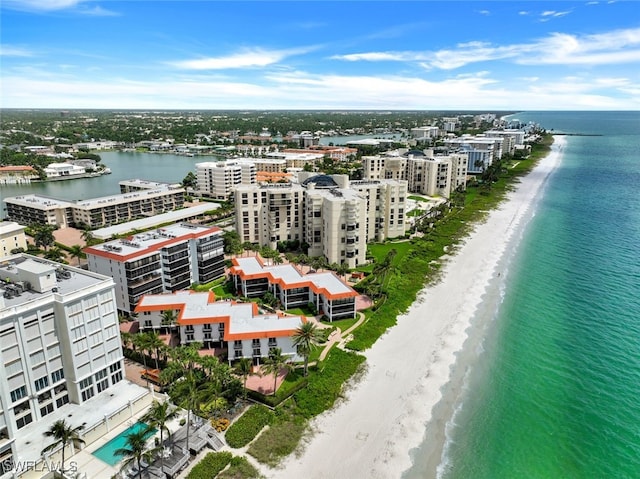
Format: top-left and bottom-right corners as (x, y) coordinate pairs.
(135, 291), (304, 365)
(85, 223), (225, 314)
(229, 256), (358, 321)
(196, 160), (256, 200)
(0, 222), (27, 260)
(235, 174), (408, 268)
(4, 184), (185, 229)
(0, 255), (124, 475)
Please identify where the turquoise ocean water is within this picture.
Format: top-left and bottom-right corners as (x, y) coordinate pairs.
(405, 111), (640, 479)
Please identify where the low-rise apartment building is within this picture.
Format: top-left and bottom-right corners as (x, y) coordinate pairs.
(135, 290), (304, 364)
(4, 183), (185, 229)
(0, 222), (27, 260)
(0, 255), (126, 476)
(85, 223), (224, 314)
(229, 256), (358, 321)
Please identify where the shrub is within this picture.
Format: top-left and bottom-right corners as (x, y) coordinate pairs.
(186, 451), (232, 479)
(248, 420), (307, 467)
(225, 405), (274, 448)
(294, 348), (365, 418)
(217, 456), (263, 479)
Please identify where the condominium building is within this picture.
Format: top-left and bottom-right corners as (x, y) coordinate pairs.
(0, 222), (27, 260)
(196, 159), (256, 200)
(4, 183), (185, 229)
(362, 151), (468, 197)
(443, 135), (503, 174)
(0, 255), (125, 476)
(410, 126), (440, 140)
(229, 256), (358, 321)
(235, 183), (305, 247)
(135, 290), (304, 364)
(304, 186), (368, 267)
(483, 129), (526, 156)
(264, 151), (325, 170)
(235, 174), (407, 268)
(85, 223), (225, 314)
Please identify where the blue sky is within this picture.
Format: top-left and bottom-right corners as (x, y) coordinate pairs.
(1, 1), (639, 110)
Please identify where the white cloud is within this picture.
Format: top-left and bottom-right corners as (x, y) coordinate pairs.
(2, 70), (638, 110)
(3, 0), (85, 11)
(332, 27), (640, 69)
(478, 10), (490, 16)
(169, 47), (313, 70)
(0, 45), (33, 57)
(519, 11), (530, 15)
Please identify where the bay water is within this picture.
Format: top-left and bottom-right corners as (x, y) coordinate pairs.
(405, 111), (640, 479)
(0, 151), (210, 218)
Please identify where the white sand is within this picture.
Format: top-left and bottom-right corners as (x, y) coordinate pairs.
(266, 137), (565, 479)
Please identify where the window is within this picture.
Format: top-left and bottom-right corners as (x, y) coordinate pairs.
(81, 388), (95, 401)
(111, 371), (123, 384)
(10, 386), (26, 403)
(56, 395), (69, 408)
(16, 414), (33, 430)
(79, 377), (93, 389)
(34, 376), (49, 391)
(109, 362), (122, 374)
(40, 403), (54, 417)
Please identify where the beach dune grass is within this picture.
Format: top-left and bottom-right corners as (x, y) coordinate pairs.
(248, 420), (307, 467)
(217, 456), (263, 478)
(226, 405), (275, 449)
(186, 451), (233, 479)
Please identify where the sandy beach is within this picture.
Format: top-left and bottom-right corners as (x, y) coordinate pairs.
(266, 136), (565, 479)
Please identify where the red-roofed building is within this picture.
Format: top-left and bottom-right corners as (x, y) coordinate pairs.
(135, 290), (305, 365)
(229, 255), (358, 321)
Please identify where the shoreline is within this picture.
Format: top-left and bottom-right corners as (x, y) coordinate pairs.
(266, 136), (565, 479)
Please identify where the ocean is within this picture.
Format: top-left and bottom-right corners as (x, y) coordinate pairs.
(404, 111), (640, 479)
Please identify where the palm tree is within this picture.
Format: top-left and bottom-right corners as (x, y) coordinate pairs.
(80, 228), (95, 246)
(120, 331), (133, 351)
(161, 343), (202, 452)
(68, 244), (84, 267)
(262, 347), (289, 396)
(44, 247), (65, 262)
(133, 334), (149, 371)
(292, 321), (324, 376)
(114, 426), (159, 479)
(160, 309), (177, 332)
(41, 420), (85, 475)
(144, 332), (165, 371)
(235, 357), (252, 398)
(141, 400), (177, 472)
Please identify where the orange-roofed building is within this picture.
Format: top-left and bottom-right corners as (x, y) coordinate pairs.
(229, 255), (358, 321)
(135, 290), (305, 365)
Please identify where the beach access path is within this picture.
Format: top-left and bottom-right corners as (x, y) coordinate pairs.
(261, 137), (564, 479)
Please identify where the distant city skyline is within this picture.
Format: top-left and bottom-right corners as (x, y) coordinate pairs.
(1, 1), (639, 110)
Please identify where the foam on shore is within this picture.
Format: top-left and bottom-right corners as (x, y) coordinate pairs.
(266, 137), (565, 479)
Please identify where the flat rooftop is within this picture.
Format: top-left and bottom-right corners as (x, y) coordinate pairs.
(0, 255), (111, 314)
(86, 222), (221, 259)
(3, 194), (73, 209)
(136, 291), (304, 337)
(91, 204), (219, 240)
(232, 257), (357, 297)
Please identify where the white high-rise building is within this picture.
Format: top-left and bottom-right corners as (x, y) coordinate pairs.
(0, 255), (126, 477)
(235, 174), (407, 268)
(196, 160), (256, 200)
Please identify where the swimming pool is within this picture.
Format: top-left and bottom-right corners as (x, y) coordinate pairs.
(92, 421), (157, 466)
